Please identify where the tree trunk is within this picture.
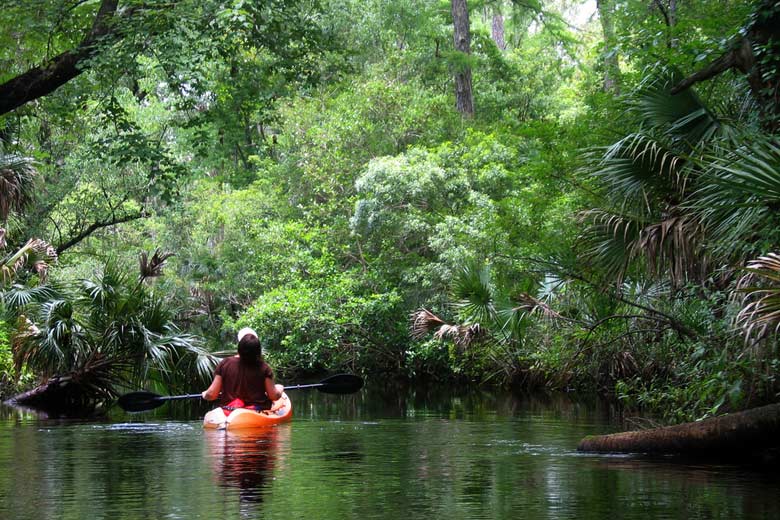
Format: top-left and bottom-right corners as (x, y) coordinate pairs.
(6, 376), (100, 415)
(451, 0), (474, 117)
(596, 0), (620, 94)
(668, 0), (678, 48)
(578, 402), (780, 459)
(492, 10), (506, 51)
(0, 0), (120, 116)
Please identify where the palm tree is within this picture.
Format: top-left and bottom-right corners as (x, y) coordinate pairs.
(6, 255), (217, 413)
(579, 72), (725, 288)
(411, 262), (562, 382)
(581, 68), (780, 358)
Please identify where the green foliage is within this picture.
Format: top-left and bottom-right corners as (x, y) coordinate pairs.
(231, 274), (407, 377)
(2, 0), (778, 423)
(0, 320), (23, 397)
(277, 75), (458, 214)
(615, 339), (751, 423)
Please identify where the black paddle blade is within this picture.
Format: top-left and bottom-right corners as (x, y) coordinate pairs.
(117, 391), (166, 412)
(318, 374), (364, 394)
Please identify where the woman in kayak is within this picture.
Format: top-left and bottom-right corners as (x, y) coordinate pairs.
(201, 327), (283, 411)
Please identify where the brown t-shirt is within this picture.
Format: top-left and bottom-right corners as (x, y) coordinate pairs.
(214, 356), (274, 408)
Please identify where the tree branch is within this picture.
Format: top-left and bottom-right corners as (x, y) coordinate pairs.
(0, 0), (120, 116)
(516, 255), (697, 340)
(670, 46), (739, 94)
(56, 210), (144, 254)
(651, 0), (671, 28)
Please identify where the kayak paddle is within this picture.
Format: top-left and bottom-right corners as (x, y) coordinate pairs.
(284, 373), (363, 394)
(117, 373), (364, 412)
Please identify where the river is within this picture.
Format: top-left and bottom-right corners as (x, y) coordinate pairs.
(0, 387), (777, 519)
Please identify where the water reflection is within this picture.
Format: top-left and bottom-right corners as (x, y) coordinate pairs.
(1, 390), (779, 520)
(580, 456), (780, 518)
(204, 425), (290, 508)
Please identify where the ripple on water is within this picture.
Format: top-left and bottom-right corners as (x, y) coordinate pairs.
(88, 422), (197, 434)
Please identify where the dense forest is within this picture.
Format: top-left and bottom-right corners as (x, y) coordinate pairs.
(1, 0), (779, 422)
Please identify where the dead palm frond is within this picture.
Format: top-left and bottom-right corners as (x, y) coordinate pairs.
(410, 308), (445, 340)
(1, 238), (58, 285)
(579, 206), (706, 288)
(139, 248), (175, 281)
(735, 253), (780, 340)
(410, 308), (486, 350)
(636, 212), (706, 287)
(513, 293), (562, 319)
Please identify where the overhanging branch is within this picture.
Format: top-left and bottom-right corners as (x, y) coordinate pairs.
(0, 0), (120, 116)
(56, 210), (145, 254)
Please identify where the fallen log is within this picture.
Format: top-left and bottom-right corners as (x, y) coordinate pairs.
(578, 403), (780, 459)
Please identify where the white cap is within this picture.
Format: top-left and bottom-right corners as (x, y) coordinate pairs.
(237, 327), (258, 342)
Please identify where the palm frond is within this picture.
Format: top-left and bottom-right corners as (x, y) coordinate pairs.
(636, 212), (705, 286)
(691, 137), (780, 257)
(410, 308), (445, 340)
(632, 73), (720, 145)
(410, 308), (486, 350)
(451, 262), (496, 324)
(578, 209), (642, 282)
(700, 138), (780, 201)
(0, 152), (38, 222)
(2, 283), (60, 311)
(80, 260), (129, 312)
(586, 132), (685, 210)
(621, 278), (671, 307)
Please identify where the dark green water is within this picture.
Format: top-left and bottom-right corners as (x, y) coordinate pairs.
(0, 388), (777, 519)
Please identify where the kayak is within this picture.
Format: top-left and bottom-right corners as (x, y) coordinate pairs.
(203, 392), (293, 430)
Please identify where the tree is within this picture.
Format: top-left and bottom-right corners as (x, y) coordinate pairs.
(0, 0), (327, 256)
(0, 0), (121, 116)
(579, 401), (780, 458)
(0, 0), (325, 117)
(491, 3), (507, 51)
(451, 0), (475, 117)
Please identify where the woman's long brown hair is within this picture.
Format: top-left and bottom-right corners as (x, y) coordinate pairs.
(237, 336), (263, 366)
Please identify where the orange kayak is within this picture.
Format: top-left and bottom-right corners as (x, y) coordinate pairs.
(202, 392), (293, 430)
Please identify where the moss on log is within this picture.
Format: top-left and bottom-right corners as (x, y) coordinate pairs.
(578, 403), (780, 458)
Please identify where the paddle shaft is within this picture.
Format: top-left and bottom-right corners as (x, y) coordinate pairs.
(159, 394), (202, 401)
(118, 374), (362, 412)
(284, 382), (326, 390)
